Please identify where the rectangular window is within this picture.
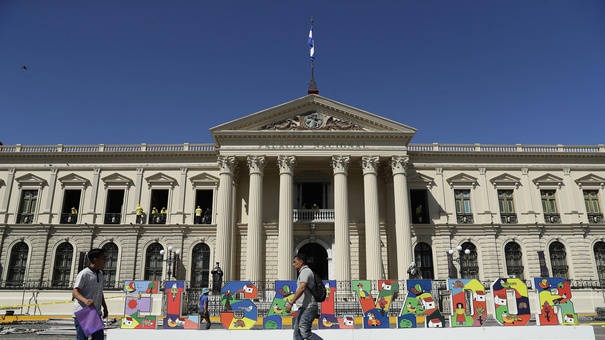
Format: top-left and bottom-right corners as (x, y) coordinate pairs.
(410, 189), (429, 224)
(149, 189), (169, 224)
(104, 189), (125, 224)
(61, 190), (82, 224)
(584, 190), (600, 214)
(498, 190), (515, 213)
(541, 190), (558, 213)
(195, 189), (214, 224)
(454, 190), (471, 214)
(18, 190), (38, 224)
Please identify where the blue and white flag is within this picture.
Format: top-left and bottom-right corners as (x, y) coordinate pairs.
(308, 26), (315, 60)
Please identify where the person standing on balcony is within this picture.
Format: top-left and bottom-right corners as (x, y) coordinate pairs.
(160, 207), (167, 223)
(195, 206), (203, 224)
(135, 204), (144, 224)
(151, 207), (158, 224)
(69, 207), (78, 223)
(72, 248), (108, 340)
(285, 254), (323, 340)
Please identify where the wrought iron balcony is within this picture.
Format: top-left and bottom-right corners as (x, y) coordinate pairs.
(60, 213), (78, 224)
(16, 213), (34, 224)
(104, 213), (122, 224)
(500, 213), (518, 224)
(293, 209), (335, 222)
(456, 213), (474, 224)
(544, 213), (561, 224)
(588, 213), (604, 224)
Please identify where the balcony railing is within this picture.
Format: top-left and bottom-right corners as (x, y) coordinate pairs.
(456, 213), (474, 224)
(104, 213), (122, 224)
(500, 213), (518, 224)
(60, 213), (78, 224)
(293, 209), (335, 222)
(16, 213), (34, 224)
(588, 213), (604, 224)
(544, 213), (561, 224)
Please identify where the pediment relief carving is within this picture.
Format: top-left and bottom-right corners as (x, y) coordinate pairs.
(58, 173), (91, 188)
(15, 173), (47, 188)
(575, 174), (605, 189)
(145, 173), (177, 188)
(490, 173), (521, 189)
(261, 111), (364, 131)
(446, 173), (478, 189)
(190, 172), (219, 188)
(532, 173), (563, 189)
(101, 173), (133, 188)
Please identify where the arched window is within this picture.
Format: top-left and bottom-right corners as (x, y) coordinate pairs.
(102, 242), (119, 289)
(459, 242), (479, 279)
(52, 242), (74, 288)
(144, 243), (164, 281)
(190, 243), (211, 289)
(505, 242), (524, 280)
(414, 242), (434, 279)
(594, 241), (605, 285)
(7, 242), (29, 286)
(549, 241), (568, 279)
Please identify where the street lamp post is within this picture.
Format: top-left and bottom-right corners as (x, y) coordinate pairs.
(447, 246), (471, 279)
(160, 245), (181, 280)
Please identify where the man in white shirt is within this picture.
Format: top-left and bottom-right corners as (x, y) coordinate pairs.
(285, 254), (323, 340)
(72, 248), (108, 340)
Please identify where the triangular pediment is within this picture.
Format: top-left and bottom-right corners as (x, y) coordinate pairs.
(575, 174), (605, 188)
(145, 172), (177, 187)
(490, 173), (521, 188)
(58, 173), (91, 188)
(210, 95), (416, 146)
(407, 173), (435, 188)
(446, 173), (478, 188)
(532, 173), (563, 188)
(15, 173), (47, 187)
(101, 173), (133, 187)
(189, 172), (219, 188)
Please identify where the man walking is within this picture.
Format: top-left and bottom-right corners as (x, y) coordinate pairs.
(198, 287), (211, 329)
(285, 254), (323, 340)
(72, 248), (108, 340)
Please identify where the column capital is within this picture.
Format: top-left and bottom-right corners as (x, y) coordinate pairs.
(435, 168), (443, 176)
(331, 156), (350, 174)
(277, 155), (297, 174)
(390, 156), (409, 175)
(218, 155), (237, 174)
(563, 168), (571, 175)
(478, 168), (486, 175)
(521, 167), (529, 175)
(246, 156), (266, 174)
(361, 156), (380, 175)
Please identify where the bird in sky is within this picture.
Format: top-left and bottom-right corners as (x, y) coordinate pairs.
(21, 66), (28, 70)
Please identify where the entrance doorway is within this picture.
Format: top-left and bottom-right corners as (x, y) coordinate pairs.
(299, 243), (328, 280)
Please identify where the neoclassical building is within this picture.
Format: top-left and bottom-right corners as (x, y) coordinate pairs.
(1, 94), (605, 313)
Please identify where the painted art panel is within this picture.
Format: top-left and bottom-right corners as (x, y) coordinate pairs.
(448, 278), (488, 327)
(533, 277), (578, 325)
(490, 278), (531, 326)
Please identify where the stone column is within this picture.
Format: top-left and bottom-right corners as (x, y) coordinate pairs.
(562, 168), (578, 223)
(520, 168), (536, 223)
(1, 169), (15, 215)
(133, 168), (144, 209)
(277, 155), (296, 279)
(44, 168), (58, 214)
(478, 168), (493, 224)
(332, 156), (351, 282)
(88, 168), (101, 215)
(177, 168), (187, 222)
(245, 156), (266, 282)
(361, 156), (383, 280)
(391, 156), (411, 280)
(216, 156), (236, 281)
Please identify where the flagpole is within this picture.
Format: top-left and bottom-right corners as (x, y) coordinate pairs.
(308, 18), (319, 95)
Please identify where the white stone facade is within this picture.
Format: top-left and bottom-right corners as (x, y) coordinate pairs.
(1, 94), (605, 314)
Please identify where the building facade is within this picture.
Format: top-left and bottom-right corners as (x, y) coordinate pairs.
(1, 94), (605, 313)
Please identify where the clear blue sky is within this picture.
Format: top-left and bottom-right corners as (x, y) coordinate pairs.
(1, 1), (604, 146)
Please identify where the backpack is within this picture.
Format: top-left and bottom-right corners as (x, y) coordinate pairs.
(305, 268), (326, 302)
